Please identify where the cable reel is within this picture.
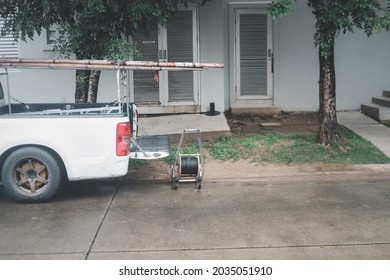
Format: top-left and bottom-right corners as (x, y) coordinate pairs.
(171, 129), (204, 190)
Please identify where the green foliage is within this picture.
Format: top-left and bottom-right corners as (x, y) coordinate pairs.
(378, 2), (390, 32)
(0, 0), (198, 102)
(308, 0), (384, 58)
(0, 0), (190, 59)
(269, 0), (292, 19)
(108, 39), (141, 60)
(262, 133), (282, 148)
(206, 136), (241, 161)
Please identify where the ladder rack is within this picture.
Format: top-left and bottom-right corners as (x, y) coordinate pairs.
(0, 58), (224, 116)
(12, 105), (122, 116)
(0, 58), (223, 71)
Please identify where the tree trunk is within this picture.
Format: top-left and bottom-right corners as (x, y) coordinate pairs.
(317, 45), (341, 146)
(74, 69), (101, 103)
(87, 70), (101, 103)
(75, 70), (90, 103)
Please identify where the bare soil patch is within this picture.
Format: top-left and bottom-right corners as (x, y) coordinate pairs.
(226, 111), (318, 135)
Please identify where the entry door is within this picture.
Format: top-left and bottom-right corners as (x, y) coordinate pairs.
(234, 9), (273, 101)
(132, 31), (160, 103)
(132, 7), (198, 108)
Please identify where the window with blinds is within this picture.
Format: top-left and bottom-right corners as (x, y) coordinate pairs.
(0, 19), (18, 58)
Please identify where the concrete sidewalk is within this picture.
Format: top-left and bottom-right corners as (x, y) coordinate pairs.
(338, 111), (390, 157)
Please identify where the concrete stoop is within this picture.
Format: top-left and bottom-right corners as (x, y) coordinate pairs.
(138, 113), (231, 143)
(361, 90), (390, 121)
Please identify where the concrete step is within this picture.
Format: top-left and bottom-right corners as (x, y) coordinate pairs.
(231, 106), (281, 116)
(361, 103), (390, 121)
(372, 96), (390, 108)
(383, 90), (390, 98)
(138, 113), (231, 143)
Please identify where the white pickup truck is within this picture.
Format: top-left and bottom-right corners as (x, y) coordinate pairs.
(0, 59), (222, 203)
(0, 78), (141, 203)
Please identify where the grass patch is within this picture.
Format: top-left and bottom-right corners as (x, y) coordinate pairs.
(129, 158), (150, 168)
(129, 144), (203, 168)
(205, 128), (390, 165)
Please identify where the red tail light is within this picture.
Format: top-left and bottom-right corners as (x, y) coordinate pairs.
(116, 122), (131, 156)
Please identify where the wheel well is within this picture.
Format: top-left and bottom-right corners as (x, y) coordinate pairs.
(0, 145), (68, 181)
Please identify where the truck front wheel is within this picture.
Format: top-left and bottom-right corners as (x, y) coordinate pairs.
(1, 147), (62, 203)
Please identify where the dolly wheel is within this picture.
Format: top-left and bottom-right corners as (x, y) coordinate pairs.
(195, 177), (202, 190)
(172, 177), (179, 190)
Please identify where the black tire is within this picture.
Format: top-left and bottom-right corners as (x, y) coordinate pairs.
(1, 147), (62, 203)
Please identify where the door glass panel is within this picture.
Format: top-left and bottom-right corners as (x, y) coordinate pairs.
(240, 13), (268, 97)
(133, 32), (160, 103)
(167, 10), (194, 102)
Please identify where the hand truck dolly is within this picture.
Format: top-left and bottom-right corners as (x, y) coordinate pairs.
(171, 129), (204, 190)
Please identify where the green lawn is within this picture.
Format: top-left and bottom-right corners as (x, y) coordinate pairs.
(204, 128), (390, 165)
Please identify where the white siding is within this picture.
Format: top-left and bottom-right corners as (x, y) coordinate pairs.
(199, 0), (225, 112)
(4, 0), (390, 112)
(274, 0), (319, 111)
(275, 0), (390, 111)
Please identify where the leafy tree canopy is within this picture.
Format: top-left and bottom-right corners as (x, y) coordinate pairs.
(0, 0), (190, 59)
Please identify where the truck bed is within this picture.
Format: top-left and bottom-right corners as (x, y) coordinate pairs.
(0, 102), (125, 116)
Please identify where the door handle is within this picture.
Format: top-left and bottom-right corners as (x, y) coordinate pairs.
(162, 50), (167, 62)
(268, 49), (274, 73)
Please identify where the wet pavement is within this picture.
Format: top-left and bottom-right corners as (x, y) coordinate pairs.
(1, 110), (390, 260)
(1, 172), (390, 260)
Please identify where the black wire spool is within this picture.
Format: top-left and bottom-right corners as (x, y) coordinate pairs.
(180, 156), (199, 175)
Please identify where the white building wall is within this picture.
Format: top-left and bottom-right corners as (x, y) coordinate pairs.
(199, 0), (226, 113)
(3, 1), (390, 112)
(275, 0), (390, 112)
(335, 31), (390, 110)
(7, 33), (118, 104)
(274, 0), (319, 111)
